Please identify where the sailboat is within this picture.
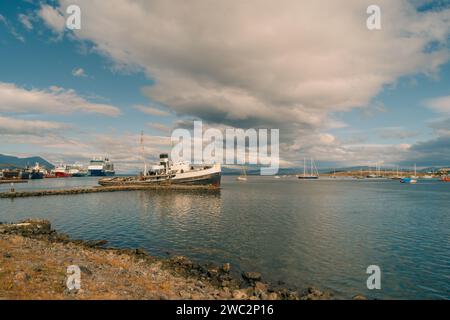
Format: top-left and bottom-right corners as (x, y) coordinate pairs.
(297, 158), (319, 179)
(400, 164), (418, 184)
(391, 166), (402, 180)
(236, 166), (247, 181)
(410, 164), (419, 179)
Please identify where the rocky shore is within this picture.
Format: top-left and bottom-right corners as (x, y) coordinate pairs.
(0, 219), (336, 300)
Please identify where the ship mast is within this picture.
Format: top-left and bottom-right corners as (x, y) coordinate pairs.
(141, 130), (147, 176)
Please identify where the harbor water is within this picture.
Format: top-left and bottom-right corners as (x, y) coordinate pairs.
(1, 176), (449, 299)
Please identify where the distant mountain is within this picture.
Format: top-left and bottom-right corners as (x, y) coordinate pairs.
(0, 154), (54, 170)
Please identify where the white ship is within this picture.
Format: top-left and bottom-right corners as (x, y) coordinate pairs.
(99, 153), (221, 187)
(88, 157), (115, 176)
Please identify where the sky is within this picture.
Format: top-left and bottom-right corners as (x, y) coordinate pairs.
(0, 0), (449, 172)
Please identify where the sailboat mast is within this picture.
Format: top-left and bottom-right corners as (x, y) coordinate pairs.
(303, 157), (306, 177)
(141, 130), (147, 176)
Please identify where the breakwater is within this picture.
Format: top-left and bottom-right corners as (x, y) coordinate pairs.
(0, 179), (28, 184)
(0, 185), (220, 198)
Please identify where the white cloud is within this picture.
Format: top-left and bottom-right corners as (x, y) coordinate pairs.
(134, 105), (170, 117)
(38, 4), (65, 34)
(72, 67), (87, 77)
(424, 96), (450, 114)
(18, 13), (33, 30)
(0, 82), (121, 117)
(0, 115), (67, 135)
(0, 14), (25, 42)
(45, 1), (450, 128)
(37, 0), (450, 166)
(146, 122), (171, 133)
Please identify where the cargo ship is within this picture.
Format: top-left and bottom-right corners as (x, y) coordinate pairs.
(68, 163), (88, 177)
(98, 153), (221, 187)
(28, 163), (45, 179)
(88, 157), (115, 176)
(53, 165), (72, 178)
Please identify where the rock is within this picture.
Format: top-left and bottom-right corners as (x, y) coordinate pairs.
(242, 271), (262, 282)
(14, 271), (30, 282)
(159, 294), (169, 300)
(267, 292), (279, 300)
(254, 281), (268, 291)
(79, 266), (93, 276)
(222, 263), (231, 273)
(307, 287), (323, 296)
(0, 219), (51, 236)
(207, 266), (220, 277)
(32, 265), (43, 272)
(352, 294), (368, 300)
(232, 289), (248, 300)
(300, 287), (332, 300)
(84, 240), (108, 248)
(134, 248), (147, 256)
(253, 282), (268, 298)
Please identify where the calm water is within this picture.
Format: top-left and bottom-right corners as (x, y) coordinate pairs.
(1, 176), (449, 299)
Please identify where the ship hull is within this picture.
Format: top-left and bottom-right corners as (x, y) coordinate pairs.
(89, 170), (115, 177)
(72, 172), (88, 177)
(99, 171), (221, 188)
(55, 172), (72, 178)
(298, 176), (319, 180)
(30, 172), (44, 179)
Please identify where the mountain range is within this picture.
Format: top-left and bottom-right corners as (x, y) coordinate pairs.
(0, 154), (55, 170)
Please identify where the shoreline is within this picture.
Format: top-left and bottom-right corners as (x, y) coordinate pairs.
(0, 219), (341, 300)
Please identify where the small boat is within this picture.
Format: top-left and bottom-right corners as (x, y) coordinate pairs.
(400, 177), (417, 184)
(441, 176), (450, 182)
(274, 175), (281, 179)
(236, 166), (247, 181)
(297, 158), (319, 179)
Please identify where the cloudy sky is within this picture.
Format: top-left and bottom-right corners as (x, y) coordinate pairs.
(1, 0), (449, 172)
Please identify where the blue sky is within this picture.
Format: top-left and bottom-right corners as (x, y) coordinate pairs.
(0, 0), (449, 171)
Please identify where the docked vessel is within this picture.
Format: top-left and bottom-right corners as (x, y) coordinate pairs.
(53, 165), (72, 178)
(88, 157), (115, 176)
(400, 177), (417, 184)
(441, 176), (450, 182)
(297, 158), (319, 180)
(28, 163), (45, 179)
(99, 153), (221, 187)
(68, 163), (88, 177)
(2, 169), (21, 179)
